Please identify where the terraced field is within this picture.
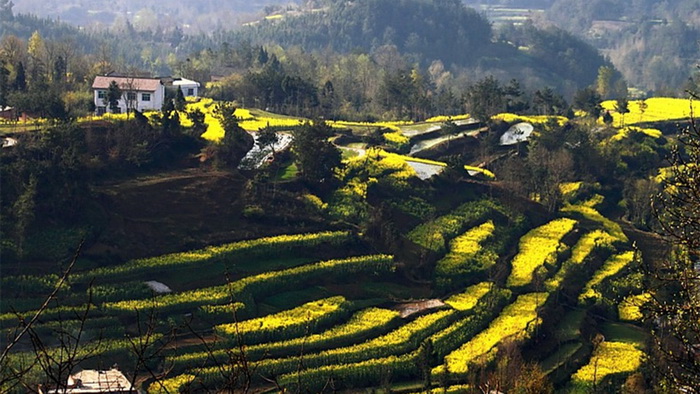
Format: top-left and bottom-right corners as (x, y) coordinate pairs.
(2, 100), (658, 392)
(1, 187), (646, 392)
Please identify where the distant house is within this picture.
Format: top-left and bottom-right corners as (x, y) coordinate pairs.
(0, 106), (17, 121)
(39, 368), (138, 393)
(92, 75), (165, 115)
(172, 78), (200, 98)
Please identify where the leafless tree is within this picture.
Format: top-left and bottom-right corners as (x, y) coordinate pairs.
(1, 242), (176, 394)
(647, 99), (700, 390)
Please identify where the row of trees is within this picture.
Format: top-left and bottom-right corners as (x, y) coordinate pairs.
(0, 0), (632, 122)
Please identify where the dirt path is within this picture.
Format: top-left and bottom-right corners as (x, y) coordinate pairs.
(619, 220), (670, 268)
(392, 299), (446, 318)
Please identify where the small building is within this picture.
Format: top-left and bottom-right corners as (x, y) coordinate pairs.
(92, 75), (165, 115)
(0, 106), (17, 121)
(172, 78), (200, 97)
(39, 368), (138, 393)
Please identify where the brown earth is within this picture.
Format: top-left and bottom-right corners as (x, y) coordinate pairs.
(87, 169), (326, 261)
(619, 220), (671, 268)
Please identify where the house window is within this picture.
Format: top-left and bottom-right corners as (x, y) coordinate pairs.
(126, 92), (137, 101)
(112, 107), (121, 114)
(97, 90), (106, 99)
(142, 93), (151, 102)
(97, 106), (106, 115)
(187, 88), (194, 96)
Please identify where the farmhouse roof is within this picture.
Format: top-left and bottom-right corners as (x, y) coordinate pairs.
(40, 368), (136, 393)
(172, 78), (200, 87)
(92, 75), (162, 92)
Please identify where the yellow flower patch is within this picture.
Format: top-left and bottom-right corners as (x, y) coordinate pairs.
(436, 292), (549, 375)
(506, 218), (577, 288)
(437, 221), (496, 279)
(383, 130), (411, 149)
(215, 296), (347, 336)
(329, 120), (412, 132)
(445, 282), (494, 311)
(601, 97), (700, 125)
(545, 230), (617, 292)
(492, 113), (568, 125)
(149, 374), (195, 394)
(561, 203), (628, 242)
(609, 126), (663, 142)
(618, 293), (652, 322)
(571, 341), (644, 386)
(579, 251), (636, 303)
(559, 181), (583, 198)
(423, 114), (471, 123)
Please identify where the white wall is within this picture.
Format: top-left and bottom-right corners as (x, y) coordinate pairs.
(175, 83), (199, 97)
(94, 85), (165, 114)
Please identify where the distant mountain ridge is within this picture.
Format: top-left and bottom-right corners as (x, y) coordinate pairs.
(14, 0), (300, 32)
(231, 0), (612, 93)
(240, 0), (492, 67)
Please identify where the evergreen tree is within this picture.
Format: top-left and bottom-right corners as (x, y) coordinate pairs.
(573, 87), (602, 119)
(615, 97), (630, 127)
(533, 87), (567, 115)
(256, 125), (279, 159)
(0, 0), (14, 23)
(13, 61), (25, 92)
(465, 76), (505, 122)
(212, 102), (253, 168)
(257, 46), (268, 65)
(319, 80), (336, 119)
(52, 55), (66, 85)
(292, 121), (342, 184)
(105, 80), (122, 113)
(0, 60), (9, 107)
(12, 175), (36, 257)
(174, 87), (186, 111)
(602, 110), (613, 126)
(504, 78), (528, 113)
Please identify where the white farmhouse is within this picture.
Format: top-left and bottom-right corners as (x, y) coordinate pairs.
(92, 75), (165, 115)
(172, 77), (200, 97)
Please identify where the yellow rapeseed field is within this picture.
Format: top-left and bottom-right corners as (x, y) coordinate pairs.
(435, 292), (549, 375)
(561, 202), (628, 242)
(571, 341), (645, 387)
(545, 229), (617, 292)
(445, 282), (494, 311)
(215, 296), (347, 336)
(423, 114), (471, 123)
(506, 218), (577, 288)
(602, 97), (700, 125)
(492, 113), (568, 125)
(618, 293), (652, 322)
(559, 181), (583, 198)
(579, 251), (636, 303)
(609, 126), (663, 142)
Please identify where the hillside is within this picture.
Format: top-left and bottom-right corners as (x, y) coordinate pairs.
(1, 0), (698, 390)
(232, 0), (611, 92)
(544, 0), (700, 93)
(2, 93), (691, 391)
